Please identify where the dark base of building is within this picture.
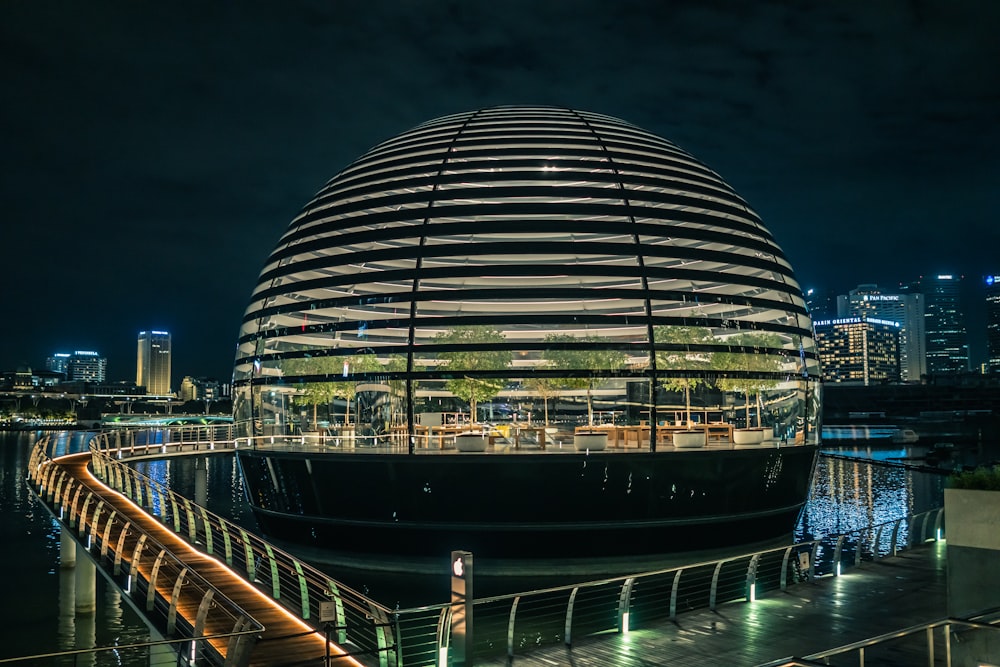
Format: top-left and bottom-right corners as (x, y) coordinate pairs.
(237, 445), (818, 561)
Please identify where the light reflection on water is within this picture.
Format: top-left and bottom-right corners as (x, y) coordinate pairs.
(0, 430), (153, 662)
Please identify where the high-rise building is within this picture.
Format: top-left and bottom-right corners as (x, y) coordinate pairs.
(837, 284), (926, 382)
(137, 330), (172, 395)
(67, 351), (107, 383)
(986, 275), (1000, 373)
(804, 287), (839, 323)
(46, 352), (71, 376)
(814, 316), (901, 386)
(917, 275), (969, 375)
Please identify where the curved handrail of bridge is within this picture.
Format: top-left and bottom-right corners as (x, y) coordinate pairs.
(81, 428), (400, 666)
(26, 436), (263, 666)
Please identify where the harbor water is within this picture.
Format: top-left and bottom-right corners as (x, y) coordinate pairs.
(0, 429), (967, 660)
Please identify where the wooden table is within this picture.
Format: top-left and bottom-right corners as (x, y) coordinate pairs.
(511, 425), (547, 450)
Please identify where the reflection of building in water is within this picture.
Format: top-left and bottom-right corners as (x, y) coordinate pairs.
(799, 454), (944, 549)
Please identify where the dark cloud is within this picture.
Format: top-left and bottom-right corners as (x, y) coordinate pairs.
(2, 0), (999, 380)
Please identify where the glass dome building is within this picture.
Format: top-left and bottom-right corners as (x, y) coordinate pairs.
(234, 105), (819, 442)
(232, 106), (821, 560)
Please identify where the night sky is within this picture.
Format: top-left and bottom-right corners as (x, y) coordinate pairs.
(3, 1), (999, 384)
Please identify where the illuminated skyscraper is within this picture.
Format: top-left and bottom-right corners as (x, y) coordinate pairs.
(47, 351), (107, 382)
(838, 284), (925, 382)
(814, 317), (901, 386)
(67, 351), (107, 383)
(918, 275), (969, 375)
(137, 330), (172, 395)
(986, 275), (1000, 373)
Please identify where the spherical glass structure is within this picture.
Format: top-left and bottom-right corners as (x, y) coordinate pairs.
(234, 106), (821, 447)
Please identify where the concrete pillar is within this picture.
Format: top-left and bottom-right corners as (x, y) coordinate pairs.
(60, 528), (77, 568)
(74, 545), (97, 615)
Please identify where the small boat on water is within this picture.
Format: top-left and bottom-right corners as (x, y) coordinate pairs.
(891, 428), (920, 444)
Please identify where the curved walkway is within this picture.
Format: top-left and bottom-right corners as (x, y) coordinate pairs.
(47, 452), (364, 667)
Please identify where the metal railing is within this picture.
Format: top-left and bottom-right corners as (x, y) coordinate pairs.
(26, 437), (262, 667)
(758, 609), (1000, 666)
(389, 508), (946, 666)
(64, 433), (400, 666)
(0, 634), (253, 666)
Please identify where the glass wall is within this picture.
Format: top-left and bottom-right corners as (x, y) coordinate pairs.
(233, 107), (821, 449)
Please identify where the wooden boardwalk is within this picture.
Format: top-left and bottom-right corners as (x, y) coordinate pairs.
(477, 542), (949, 666)
(51, 452), (362, 667)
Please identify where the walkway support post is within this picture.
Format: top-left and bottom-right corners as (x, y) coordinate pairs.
(60, 528), (77, 568)
(74, 544), (97, 615)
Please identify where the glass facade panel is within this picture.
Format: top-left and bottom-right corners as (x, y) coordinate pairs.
(233, 106), (821, 448)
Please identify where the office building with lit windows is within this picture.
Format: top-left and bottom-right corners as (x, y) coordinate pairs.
(814, 317), (901, 386)
(231, 106), (821, 560)
(917, 274), (969, 375)
(838, 284), (925, 382)
(47, 351), (107, 382)
(136, 330), (172, 395)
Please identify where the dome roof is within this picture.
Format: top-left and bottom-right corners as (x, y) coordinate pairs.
(234, 106), (819, 438)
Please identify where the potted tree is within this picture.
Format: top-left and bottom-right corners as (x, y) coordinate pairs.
(522, 374), (562, 436)
(436, 326), (512, 451)
(283, 355), (341, 442)
(543, 334), (628, 451)
(713, 333), (782, 446)
(655, 325), (713, 448)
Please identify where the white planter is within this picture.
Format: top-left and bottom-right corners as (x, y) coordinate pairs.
(455, 433), (488, 452)
(673, 430), (705, 448)
(945, 488), (1000, 550)
(733, 428), (766, 446)
(574, 432), (608, 451)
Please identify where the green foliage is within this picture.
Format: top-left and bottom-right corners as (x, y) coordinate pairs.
(522, 375), (564, 426)
(948, 465), (1000, 491)
(654, 325), (714, 425)
(542, 334), (628, 425)
(436, 326), (512, 421)
(284, 352), (381, 427)
(712, 332), (784, 428)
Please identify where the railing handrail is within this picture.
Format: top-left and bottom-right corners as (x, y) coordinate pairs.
(31, 440), (263, 630)
(392, 507), (942, 615)
(87, 434), (390, 614)
(0, 630), (258, 664)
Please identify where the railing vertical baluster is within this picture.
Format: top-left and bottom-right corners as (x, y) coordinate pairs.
(618, 577), (635, 632)
(669, 569), (682, 619)
(509, 595), (522, 656)
(746, 554), (760, 601)
(564, 589), (577, 646)
(710, 561), (725, 610)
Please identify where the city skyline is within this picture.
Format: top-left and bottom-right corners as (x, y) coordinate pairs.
(2, 1), (998, 381)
